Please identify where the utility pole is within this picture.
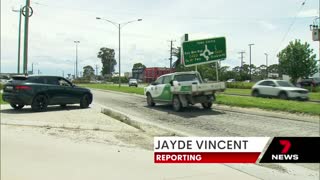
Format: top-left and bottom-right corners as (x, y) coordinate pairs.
(264, 53), (268, 79)
(309, 9), (320, 77)
(95, 64), (98, 76)
(23, 0), (32, 75)
(248, 44), (254, 80)
(239, 51), (245, 81)
(169, 40), (175, 69)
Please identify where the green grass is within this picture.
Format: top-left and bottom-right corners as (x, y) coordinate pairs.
(0, 93), (7, 104)
(224, 88), (320, 101)
(78, 84), (144, 95)
(216, 94), (320, 115)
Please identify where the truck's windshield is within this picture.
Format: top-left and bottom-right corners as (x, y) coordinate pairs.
(174, 74), (202, 83)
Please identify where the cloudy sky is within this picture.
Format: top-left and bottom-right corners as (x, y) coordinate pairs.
(1, 0), (319, 76)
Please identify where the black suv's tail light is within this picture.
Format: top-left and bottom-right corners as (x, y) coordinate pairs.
(15, 85), (32, 90)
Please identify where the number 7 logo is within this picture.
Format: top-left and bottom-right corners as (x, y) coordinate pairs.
(279, 140), (291, 154)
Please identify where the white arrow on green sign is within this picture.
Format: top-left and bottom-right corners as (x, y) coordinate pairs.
(182, 37), (226, 67)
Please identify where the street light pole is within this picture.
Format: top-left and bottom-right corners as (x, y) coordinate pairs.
(74, 41), (80, 78)
(248, 43), (254, 80)
(96, 17), (142, 87)
(264, 53), (268, 79)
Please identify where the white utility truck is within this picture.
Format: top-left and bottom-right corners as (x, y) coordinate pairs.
(144, 71), (225, 111)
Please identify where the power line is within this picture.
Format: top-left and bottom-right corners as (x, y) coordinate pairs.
(275, 0), (307, 56)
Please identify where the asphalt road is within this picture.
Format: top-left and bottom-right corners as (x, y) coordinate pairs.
(92, 89), (319, 137)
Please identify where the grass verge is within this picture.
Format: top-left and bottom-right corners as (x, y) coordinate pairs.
(216, 94), (320, 115)
(224, 88), (320, 101)
(79, 84), (320, 115)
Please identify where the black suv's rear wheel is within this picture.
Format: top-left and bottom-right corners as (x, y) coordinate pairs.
(80, 94), (90, 108)
(31, 95), (48, 112)
(10, 103), (24, 110)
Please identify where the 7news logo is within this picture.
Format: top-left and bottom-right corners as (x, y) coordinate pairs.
(260, 137), (319, 163)
(271, 140), (299, 161)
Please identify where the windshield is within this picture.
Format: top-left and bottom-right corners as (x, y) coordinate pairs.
(276, 81), (294, 87)
(174, 74), (202, 83)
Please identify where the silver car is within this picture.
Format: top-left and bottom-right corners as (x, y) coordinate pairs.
(128, 79), (138, 87)
(251, 79), (309, 100)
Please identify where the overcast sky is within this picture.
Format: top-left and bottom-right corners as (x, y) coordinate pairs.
(1, 0), (319, 76)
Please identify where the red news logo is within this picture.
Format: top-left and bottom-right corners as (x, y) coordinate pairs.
(271, 140), (299, 161)
(279, 140), (291, 154)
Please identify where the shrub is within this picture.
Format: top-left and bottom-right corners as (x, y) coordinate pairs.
(302, 86), (320, 92)
(72, 79), (90, 84)
(226, 82), (254, 89)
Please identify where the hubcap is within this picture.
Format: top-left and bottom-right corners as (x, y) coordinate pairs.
(147, 95), (152, 105)
(173, 98), (180, 109)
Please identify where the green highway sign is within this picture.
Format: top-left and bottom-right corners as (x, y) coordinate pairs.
(182, 37), (226, 67)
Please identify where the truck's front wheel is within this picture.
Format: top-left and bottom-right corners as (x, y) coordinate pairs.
(147, 93), (155, 106)
(201, 102), (212, 109)
(173, 96), (182, 112)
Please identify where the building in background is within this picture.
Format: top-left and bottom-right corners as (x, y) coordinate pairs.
(132, 67), (145, 80)
(124, 72), (132, 78)
(144, 67), (174, 83)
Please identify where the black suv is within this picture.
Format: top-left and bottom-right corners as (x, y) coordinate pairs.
(298, 77), (320, 87)
(2, 75), (93, 111)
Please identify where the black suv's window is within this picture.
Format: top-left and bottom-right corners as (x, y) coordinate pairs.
(58, 78), (72, 87)
(46, 77), (59, 85)
(27, 77), (45, 84)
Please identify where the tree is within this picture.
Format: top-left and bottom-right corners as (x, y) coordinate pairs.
(278, 40), (318, 83)
(97, 47), (117, 76)
(132, 63), (146, 69)
(83, 65), (95, 80)
(267, 64), (279, 74)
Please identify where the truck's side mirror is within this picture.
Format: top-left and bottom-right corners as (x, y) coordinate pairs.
(169, 80), (174, 86)
(151, 82), (157, 86)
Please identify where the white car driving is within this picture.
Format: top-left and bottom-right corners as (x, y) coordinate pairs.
(251, 79), (309, 100)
